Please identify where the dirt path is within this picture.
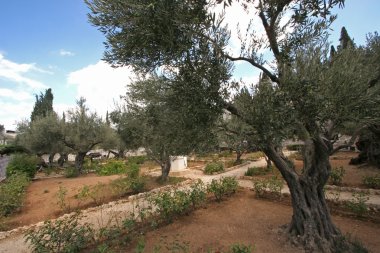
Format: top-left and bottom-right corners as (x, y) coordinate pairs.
(1, 158), (380, 253)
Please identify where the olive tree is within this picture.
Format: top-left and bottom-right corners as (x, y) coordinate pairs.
(16, 113), (66, 166)
(63, 98), (112, 172)
(86, 0), (380, 251)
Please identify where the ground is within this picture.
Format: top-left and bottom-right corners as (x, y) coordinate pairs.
(123, 189), (380, 253)
(1, 151), (380, 252)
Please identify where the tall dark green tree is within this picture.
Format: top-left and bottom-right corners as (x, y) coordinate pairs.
(31, 88), (54, 122)
(86, 0), (380, 251)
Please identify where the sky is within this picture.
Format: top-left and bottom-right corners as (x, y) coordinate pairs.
(0, 1), (379, 130)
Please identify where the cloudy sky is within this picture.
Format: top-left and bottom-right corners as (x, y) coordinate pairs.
(1, 1), (379, 130)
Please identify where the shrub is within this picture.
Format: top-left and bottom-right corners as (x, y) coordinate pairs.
(245, 151), (265, 161)
(208, 177), (238, 201)
(252, 176), (284, 199)
(6, 154), (39, 179)
(218, 151), (232, 158)
(329, 167), (345, 186)
(0, 172), (30, 216)
(25, 213), (95, 253)
(204, 162), (224, 175)
(148, 189), (191, 223)
(362, 175), (380, 189)
(127, 155), (147, 165)
(189, 179), (207, 209)
(64, 167), (79, 178)
(345, 191), (369, 217)
(96, 160), (127, 176)
(245, 166), (269, 176)
(230, 243), (254, 253)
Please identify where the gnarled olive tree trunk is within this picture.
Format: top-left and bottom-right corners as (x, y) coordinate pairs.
(75, 152), (87, 173)
(160, 158), (171, 182)
(264, 138), (345, 253)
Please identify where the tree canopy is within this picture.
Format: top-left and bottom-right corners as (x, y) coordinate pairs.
(86, 0), (380, 251)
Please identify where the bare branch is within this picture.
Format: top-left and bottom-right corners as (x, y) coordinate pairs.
(224, 54), (279, 83)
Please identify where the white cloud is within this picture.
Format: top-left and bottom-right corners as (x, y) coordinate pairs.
(59, 49), (75, 57)
(0, 88), (32, 101)
(67, 61), (137, 117)
(0, 53), (48, 89)
(0, 100), (32, 130)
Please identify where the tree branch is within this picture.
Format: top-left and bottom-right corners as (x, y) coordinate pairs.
(330, 129), (362, 155)
(224, 54), (279, 83)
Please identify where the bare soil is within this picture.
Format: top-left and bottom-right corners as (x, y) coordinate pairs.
(293, 151), (380, 188)
(122, 189), (380, 253)
(2, 173), (183, 230)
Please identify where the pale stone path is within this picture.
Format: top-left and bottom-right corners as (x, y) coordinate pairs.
(1, 158), (380, 253)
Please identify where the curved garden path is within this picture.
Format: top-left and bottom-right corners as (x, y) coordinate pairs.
(1, 157), (380, 253)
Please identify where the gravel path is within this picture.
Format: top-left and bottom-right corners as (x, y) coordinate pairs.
(1, 158), (380, 253)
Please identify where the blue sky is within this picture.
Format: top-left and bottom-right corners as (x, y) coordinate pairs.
(0, 1), (379, 130)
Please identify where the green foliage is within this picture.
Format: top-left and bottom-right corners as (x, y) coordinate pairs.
(245, 152), (265, 161)
(6, 153), (39, 178)
(0, 173), (30, 216)
(148, 181), (208, 223)
(64, 167), (79, 178)
(245, 166), (270, 176)
(0, 145), (26, 156)
(30, 88), (54, 122)
(207, 177), (238, 202)
(188, 179), (207, 209)
(229, 243), (254, 253)
(253, 176), (284, 198)
(204, 162), (224, 175)
(127, 155), (147, 165)
(25, 213), (95, 253)
(329, 167), (345, 186)
(345, 192), (369, 217)
(362, 174), (380, 189)
(96, 159), (127, 176)
(149, 189), (192, 223)
(56, 186), (70, 213)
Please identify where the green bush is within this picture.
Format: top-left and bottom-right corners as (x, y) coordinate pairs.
(245, 166), (269, 176)
(329, 167), (345, 186)
(148, 181), (208, 223)
(252, 176), (284, 199)
(0, 173), (30, 216)
(110, 164), (145, 195)
(96, 160), (127, 176)
(6, 154), (39, 179)
(230, 243), (254, 253)
(25, 213), (95, 253)
(245, 151), (265, 161)
(127, 155), (147, 165)
(64, 167), (79, 178)
(207, 177), (238, 201)
(345, 192), (369, 217)
(362, 175), (380, 189)
(204, 162), (224, 175)
(189, 179), (207, 209)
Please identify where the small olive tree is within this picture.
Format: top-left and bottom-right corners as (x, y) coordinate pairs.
(63, 98), (112, 173)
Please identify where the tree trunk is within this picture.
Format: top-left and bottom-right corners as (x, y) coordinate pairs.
(75, 152), (86, 173)
(58, 153), (67, 167)
(264, 138), (350, 253)
(264, 155), (272, 169)
(234, 151), (243, 165)
(160, 159), (171, 182)
(48, 153), (55, 167)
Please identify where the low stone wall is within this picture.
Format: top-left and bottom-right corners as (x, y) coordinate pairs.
(0, 179), (195, 241)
